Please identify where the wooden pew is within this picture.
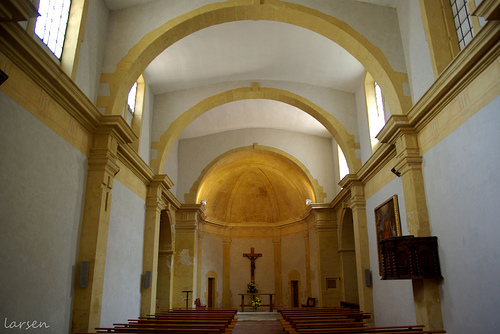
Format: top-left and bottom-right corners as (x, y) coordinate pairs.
(92, 309), (237, 334)
(278, 308), (445, 334)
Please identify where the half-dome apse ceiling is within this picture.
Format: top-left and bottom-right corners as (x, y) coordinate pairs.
(196, 149), (317, 226)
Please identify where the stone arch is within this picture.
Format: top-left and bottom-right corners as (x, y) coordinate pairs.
(151, 86), (360, 173)
(184, 143), (326, 206)
(99, 0), (411, 148)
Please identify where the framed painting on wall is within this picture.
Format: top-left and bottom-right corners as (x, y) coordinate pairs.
(374, 195), (402, 275)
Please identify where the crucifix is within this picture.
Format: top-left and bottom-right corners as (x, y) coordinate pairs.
(243, 247), (262, 283)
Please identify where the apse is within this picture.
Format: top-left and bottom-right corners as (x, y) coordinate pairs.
(196, 148), (316, 226)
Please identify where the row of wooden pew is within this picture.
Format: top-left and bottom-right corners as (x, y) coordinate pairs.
(85, 309), (238, 334)
(278, 307), (446, 334)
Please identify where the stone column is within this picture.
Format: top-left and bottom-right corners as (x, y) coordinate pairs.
(222, 234), (232, 308)
(393, 129), (444, 331)
(312, 205), (340, 307)
(340, 176), (374, 317)
(71, 116), (135, 334)
(273, 231), (283, 308)
(171, 204), (201, 309)
(140, 175), (173, 316)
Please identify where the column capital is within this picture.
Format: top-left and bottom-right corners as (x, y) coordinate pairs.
(146, 174), (175, 212)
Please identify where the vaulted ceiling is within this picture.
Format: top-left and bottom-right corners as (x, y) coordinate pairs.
(103, 0), (399, 140)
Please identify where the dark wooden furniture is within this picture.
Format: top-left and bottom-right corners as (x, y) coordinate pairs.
(379, 236), (442, 280)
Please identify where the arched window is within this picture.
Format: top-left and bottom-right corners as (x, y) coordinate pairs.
(125, 76), (146, 152)
(364, 72), (386, 151)
(127, 82), (138, 117)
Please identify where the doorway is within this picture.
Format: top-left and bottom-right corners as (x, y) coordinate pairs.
(207, 277), (215, 308)
(291, 280), (299, 307)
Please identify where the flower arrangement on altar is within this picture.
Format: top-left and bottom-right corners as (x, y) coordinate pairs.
(247, 282), (258, 293)
(251, 296), (261, 309)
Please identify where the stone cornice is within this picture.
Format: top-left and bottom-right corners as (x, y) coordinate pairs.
(0, 0), (38, 22)
(473, 0), (500, 21)
(356, 141), (397, 184)
(97, 115), (137, 145)
(0, 21), (102, 133)
(407, 20), (500, 133)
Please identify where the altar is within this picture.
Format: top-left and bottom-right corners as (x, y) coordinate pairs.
(238, 293), (275, 312)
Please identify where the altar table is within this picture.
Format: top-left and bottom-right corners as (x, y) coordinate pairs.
(238, 293), (275, 312)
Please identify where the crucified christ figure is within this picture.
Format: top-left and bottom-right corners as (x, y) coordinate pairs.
(243, 247), (262, 283)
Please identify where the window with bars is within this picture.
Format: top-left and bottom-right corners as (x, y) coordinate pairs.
(35, 0), (72, 59)
(450, 0), (474, 50)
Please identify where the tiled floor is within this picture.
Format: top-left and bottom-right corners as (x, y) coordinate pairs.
(232, 311), (285, 334)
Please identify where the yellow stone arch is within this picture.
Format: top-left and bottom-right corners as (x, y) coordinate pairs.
(150, 86), (360, 173)
(98, 0), (411, 127)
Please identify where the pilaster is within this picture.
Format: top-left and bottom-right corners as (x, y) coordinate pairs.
(339, 176), (374, 317)
(273, 230), (283, 308)
(71, 115), (135, 334)
(140, 174), (173, 316)
(197, 232), (204, 300)
(394, 128), (443, 331)
(222, 234), (232, 308)
(311, 205), (340, 307)
(171, 204), (201, 309)
(303, 230), (312, 299)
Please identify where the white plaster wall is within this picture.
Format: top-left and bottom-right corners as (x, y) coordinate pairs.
(365, 178), (416, 326)
(152, 80), (358, 143)
(75, 0), (109, 105)
(0, 93), (87, 333)
(102, 0), (222, 73)
(286, 0), (406, 74)
(229, 238), (275, 309)
(164, 139), (179, 196)
(397, 0), (435, 104)
(281, 234), (307, 307)
(176, 128), (337, 203)
(200, 234), (224, 308)
(100, 180), (145, 328)
(422, 97), (500, 333)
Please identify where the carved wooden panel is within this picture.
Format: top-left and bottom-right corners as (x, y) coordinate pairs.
(379, 236), (442, 280)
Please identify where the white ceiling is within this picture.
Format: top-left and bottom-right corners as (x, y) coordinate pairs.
(103, 0), (396, 140)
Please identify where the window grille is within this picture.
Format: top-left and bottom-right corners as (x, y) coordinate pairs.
(35, 0), (72, 59)
(450, 0), (474, 50)
(127, 82), (138, 116)
(326, 278), (337, 289)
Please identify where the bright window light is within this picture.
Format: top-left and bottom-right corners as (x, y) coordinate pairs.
(338, 145), (349, 180)
(35, 0), (72, 59)
(368, 82), (386, 146)
(127, 82), (138, 115)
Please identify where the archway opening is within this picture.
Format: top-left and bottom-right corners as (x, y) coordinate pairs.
(340, 208), (359, 307)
